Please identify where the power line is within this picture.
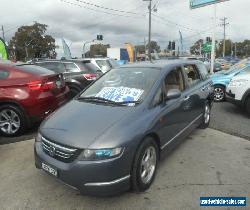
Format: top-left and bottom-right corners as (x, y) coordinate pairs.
(152, 13), (201, 32)
(61, 0), (144, 18)
(74, 0), (139, 15)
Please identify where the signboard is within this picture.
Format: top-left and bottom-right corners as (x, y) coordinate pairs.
(190, 0), (229, 9)
(96, 87), (144, 103)
(202, 43), (212, 53)
(0, 38), (8, 60)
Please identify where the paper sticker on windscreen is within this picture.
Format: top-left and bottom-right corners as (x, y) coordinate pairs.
(96, 87), (144, 102)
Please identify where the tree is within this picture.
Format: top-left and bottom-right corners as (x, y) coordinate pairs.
(9, 22), (56, 61)
(86, 44), (110, 58)
(146, 41), (160, 53)
(135, 45), (146, 54)
(190, 39), (203, 55)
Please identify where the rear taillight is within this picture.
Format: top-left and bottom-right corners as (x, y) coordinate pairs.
(83, 73), (97, 80)
(27, 80), (55, 91)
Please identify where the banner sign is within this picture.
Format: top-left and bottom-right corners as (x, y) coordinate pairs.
(0, 38), (8, 60)
(190, 0), (229, 9)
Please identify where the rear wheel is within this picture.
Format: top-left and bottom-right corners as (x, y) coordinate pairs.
(0, 105), (27, 137)
(131, 137), (159, 192)
(214, 85), (225, 102)
(245, 97), (250, 117)
(199, 102), (211, 129)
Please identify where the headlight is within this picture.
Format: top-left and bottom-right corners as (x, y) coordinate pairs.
(229, 79), (249, 87)
(36, 133), (42, 142)
(79, 148), (123, 161)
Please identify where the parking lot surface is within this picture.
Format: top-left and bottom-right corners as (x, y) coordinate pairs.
(210, 102), (250, 140)
(0, 128), (249, 210)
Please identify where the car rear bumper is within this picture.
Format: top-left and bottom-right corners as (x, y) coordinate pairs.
(34, 142), (131, 196)
(26, 87), (70, 122)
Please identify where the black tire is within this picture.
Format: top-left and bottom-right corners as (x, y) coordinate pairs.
(213, 85), (225, 102)
(0, 104), (27, 137)
(131, 137), (159, 192)
(245, 97), (250, 117)
(199, 102), (211, 129)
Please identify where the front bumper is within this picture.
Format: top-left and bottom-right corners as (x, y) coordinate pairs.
(34, 142), (131, 196)
(225, 91), (242, 107)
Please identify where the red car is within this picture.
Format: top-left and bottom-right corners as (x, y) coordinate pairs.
(0, 62), (69, 137)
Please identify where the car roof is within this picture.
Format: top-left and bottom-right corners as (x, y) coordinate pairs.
(120, 59), (203, 69)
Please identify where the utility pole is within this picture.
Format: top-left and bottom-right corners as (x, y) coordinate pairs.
(1, 25), (5, 41)
(143, 0), (152, 61)
(220, 17), (229, 57)
(234, 42), (237, 58)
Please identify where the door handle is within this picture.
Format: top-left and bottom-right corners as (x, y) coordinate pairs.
(183, 96), (190, 101)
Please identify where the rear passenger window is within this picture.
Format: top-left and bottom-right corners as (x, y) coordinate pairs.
(0, 70), (9, 79)
(197, 64), (209, 80)
(183, 65), (201, 87)
(37, 62), (65, 73)
(64, 63), (80, 72)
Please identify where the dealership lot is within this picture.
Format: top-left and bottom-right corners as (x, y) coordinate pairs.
(0, 128), (249, 210)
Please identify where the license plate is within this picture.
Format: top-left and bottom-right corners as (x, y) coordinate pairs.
(42, 162), (58, 177)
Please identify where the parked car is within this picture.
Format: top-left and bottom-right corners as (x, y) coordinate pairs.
(226, 71), (250, 116)
(34, 60), (213, 196)
(83, 58), (119, 73)
(214, 62), (223, 72)
(210, 61), (250, 102)
(0, 63), (69, 137)
(216, 59), (231, 70)
(33, 59), (102, 98)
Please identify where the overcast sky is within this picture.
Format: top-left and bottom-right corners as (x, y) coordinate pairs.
(1, 0), (249, 57)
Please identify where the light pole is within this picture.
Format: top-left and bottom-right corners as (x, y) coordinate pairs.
(143, 0), (152, 62)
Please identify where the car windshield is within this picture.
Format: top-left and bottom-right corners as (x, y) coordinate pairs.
(75, 61), (100, 72)
(79, 67), (160, 104)
(95, 60), (112, 71)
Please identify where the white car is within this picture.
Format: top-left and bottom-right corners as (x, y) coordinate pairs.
(226, 71), (250, 115)
(83, 58), (119, 73)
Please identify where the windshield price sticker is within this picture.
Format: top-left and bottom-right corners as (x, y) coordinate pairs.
(96, 87), (144, 102)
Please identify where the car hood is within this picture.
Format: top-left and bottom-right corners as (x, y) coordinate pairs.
(40, 100), (134, 149)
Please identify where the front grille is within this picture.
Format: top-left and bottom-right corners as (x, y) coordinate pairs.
(42, 137), (80, 162)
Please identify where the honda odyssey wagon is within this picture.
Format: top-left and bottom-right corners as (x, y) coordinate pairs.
(34, 60), (213, 196)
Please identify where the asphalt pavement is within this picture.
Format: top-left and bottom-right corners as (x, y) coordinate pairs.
(0, 128), (249, 210)
(210, 102), (250, 140)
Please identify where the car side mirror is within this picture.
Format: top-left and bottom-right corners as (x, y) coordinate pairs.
(166, 89), (181, 100)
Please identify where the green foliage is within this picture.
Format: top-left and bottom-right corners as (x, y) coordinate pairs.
(9, 22), (56, 61)
(146, 41), (160, 53)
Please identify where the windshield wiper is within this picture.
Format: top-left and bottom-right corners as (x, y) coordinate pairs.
(77, 97), (140, 106)
(77, 96), (117, 104)
(115, 101), (140, 105)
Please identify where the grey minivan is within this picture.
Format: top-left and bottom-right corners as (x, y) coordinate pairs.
(34, 60), (214, 196)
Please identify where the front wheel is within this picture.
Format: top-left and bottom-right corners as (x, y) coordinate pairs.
(131, 137), (159, 192)
(214, 85), (225, 102)
(199, 102), (211, 129)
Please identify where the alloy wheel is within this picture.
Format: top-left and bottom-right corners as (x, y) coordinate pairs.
(214, 87), (225, 101)
(0, 109), (21, 135)
(140, 146), (157, 184)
